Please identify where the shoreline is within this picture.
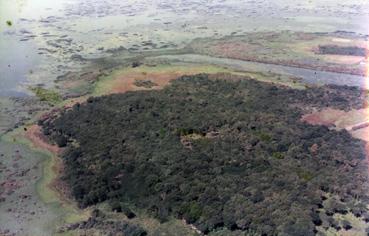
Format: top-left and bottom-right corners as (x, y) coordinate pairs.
(1, 124), (89, 235)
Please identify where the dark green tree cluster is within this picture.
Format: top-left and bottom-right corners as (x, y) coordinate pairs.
(318, 45), (367, 57)
(41, 74), (369, 235)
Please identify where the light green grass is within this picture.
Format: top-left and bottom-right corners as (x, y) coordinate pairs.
(30, 87), (62, 105)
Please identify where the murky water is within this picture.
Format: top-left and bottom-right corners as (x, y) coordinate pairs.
(1, 0), (369, 96)
(0, 37), (41, 96)
(0, 0), (67, 96)
(154, 54), (368, 88)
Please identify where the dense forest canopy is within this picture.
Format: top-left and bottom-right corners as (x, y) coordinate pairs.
(42, 74), (369, 235)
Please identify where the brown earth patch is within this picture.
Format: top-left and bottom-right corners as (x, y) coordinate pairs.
(301, 108), (346, 127)
(302, 108), (369, 142)
(302, 108), (369, 129)
(24, 125), (61, 155)
(63, 97), (88, 109)
(210, 42), (257, 59)
(109, 71), (201, 94)
(351, 127), (369, 142)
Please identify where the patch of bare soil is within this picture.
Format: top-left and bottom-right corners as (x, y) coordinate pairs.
(109, 71), (200, 94)
(351, 127), (369, 142)
(302, 107), (369, 149)
(24, 125), (61, 155)
(301, 108), (346, 127)
(302, 108), (369, 132)
(63, 97), (88, 109)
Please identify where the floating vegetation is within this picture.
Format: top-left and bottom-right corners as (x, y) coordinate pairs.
(30, 87), (62, 104)
(6, 20), (12, 26)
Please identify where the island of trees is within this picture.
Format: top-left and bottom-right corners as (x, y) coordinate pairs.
(41, 74), (369, 235)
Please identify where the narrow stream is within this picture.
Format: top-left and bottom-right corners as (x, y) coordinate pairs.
(154, 54), (367, 88)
